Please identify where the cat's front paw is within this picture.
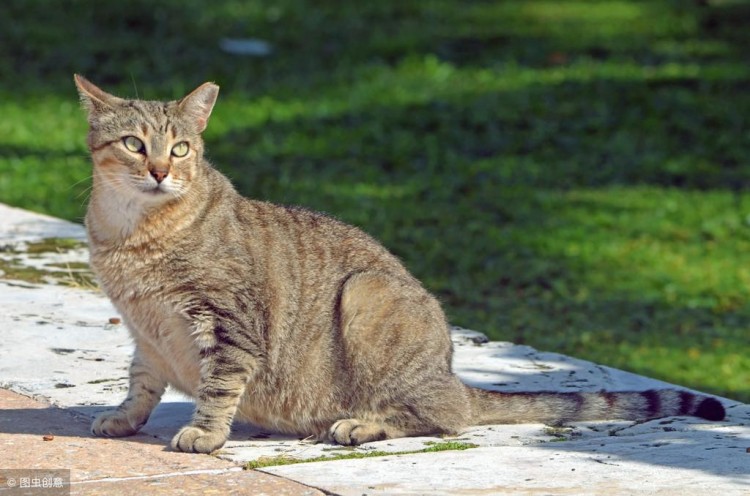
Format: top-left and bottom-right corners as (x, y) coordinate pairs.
(171, 425), (227, 454)
(91, 410), (145, 437)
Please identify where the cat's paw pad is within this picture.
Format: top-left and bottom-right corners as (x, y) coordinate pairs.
(329, 419), (387, 446)
(91, 410), (144, 438)
(171, 425), (227, 454)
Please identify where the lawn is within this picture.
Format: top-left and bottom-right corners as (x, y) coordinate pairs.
(1, 0), (748, 402)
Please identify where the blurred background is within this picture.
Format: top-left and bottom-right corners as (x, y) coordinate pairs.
(0, 0), (748, 402)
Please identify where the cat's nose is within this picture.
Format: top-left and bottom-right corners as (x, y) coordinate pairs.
(150, 169), (169, 183)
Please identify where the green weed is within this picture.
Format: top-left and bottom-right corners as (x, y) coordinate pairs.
(244, 441), (478, 470)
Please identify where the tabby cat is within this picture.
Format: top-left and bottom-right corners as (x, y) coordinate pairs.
(74, 75), (725, 454)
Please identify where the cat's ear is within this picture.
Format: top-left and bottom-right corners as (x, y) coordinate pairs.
(73, 74), (124, 115)
(178, 82), (219, 133)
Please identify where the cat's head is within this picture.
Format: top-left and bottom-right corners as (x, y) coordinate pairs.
(74, 75), (219, 203)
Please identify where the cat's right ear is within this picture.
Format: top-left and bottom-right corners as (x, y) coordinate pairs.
(74, 74), (124, 116)
(178, 82), (220, 133)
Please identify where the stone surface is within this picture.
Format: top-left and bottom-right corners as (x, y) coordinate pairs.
(264, 439), (750, 496)
(0, 389), (321, 495)
(1, 202), (749, 495)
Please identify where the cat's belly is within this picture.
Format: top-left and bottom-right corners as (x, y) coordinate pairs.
(235, 386), (332, 436)
(235, 401), (303, 434)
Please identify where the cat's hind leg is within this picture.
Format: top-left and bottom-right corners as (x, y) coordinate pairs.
(326, 377), (470, 446)
(330, 271), (471, 445)
(92, 347), (167, 437)
(329, 418), (401, 445)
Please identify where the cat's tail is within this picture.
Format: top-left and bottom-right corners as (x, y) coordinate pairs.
(466, 386), (726, 425)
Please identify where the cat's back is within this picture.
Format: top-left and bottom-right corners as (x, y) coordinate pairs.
(230, 194), (411, 284)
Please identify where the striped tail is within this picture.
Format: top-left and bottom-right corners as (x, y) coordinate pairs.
(467, 387), (726, 425)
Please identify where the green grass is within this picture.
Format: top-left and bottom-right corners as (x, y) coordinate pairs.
(1, 0), (749, 402)
(244, 441), (478, 469)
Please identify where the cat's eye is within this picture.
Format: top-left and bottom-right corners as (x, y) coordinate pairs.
(171, 141), (189, 157)
(123, 136), (145, 153)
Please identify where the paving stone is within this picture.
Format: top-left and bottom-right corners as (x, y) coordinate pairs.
(0, 389), (322, 495)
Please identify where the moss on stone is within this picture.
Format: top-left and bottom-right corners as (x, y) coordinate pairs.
(244, 441), (478, 470)
(25, 238), (86, 254)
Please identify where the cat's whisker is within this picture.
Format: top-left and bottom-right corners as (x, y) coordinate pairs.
(79, 193), (92, 209)
(67, 174), (94, 191)
(75, 183), (94, 199)
(76, 189), (93, 207)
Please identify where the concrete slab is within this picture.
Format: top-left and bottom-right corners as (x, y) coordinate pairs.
(1, 202), (749, 495)
(263, 439), (750, 496)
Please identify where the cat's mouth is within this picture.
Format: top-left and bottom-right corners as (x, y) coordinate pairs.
(141, 180), (185, 200)
(139, 183), (171, 197)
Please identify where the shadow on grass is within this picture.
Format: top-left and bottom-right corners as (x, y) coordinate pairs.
(1, 0), (749, 95)
(1, 0), (749, 405)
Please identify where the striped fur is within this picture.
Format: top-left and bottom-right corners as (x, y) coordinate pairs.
(468, 389), (725, 426)
(75, 75), (725, 453)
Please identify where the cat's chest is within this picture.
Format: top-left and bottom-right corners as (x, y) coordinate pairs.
(92, 242), (185, 301)
(118, 285), (203, 395)
(92, 248), (202, 381)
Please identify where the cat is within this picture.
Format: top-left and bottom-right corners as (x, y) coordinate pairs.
(74, 74), (726, 454)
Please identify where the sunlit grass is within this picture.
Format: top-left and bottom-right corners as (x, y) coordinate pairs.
(441, 186), (750, 400)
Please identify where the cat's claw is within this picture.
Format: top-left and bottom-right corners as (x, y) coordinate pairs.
(171, 425), (227, 454)
(91, 410), (145, 438)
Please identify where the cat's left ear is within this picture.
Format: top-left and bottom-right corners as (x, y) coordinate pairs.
(179, 82), (219, 133)
(73, 74), (124, 115)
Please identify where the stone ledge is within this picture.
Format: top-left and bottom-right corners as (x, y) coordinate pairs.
(1, 202), (748, 495)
